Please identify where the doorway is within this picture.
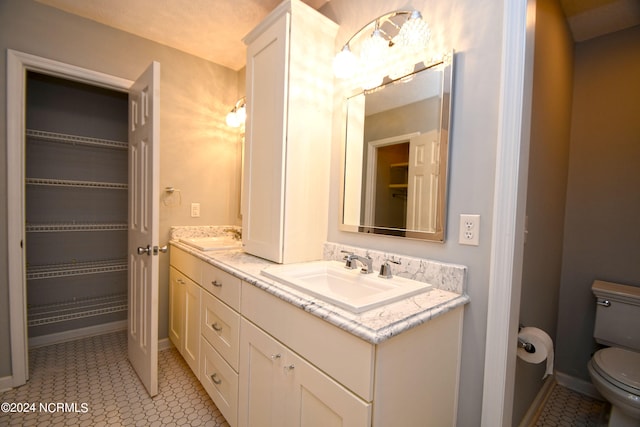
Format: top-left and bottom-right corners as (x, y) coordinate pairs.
(25, 71), (129, 347)
(7, 50), (160, 397)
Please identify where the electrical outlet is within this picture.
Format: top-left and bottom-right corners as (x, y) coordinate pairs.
(459, 214), (480, 246)
(190, 203), (200, 218)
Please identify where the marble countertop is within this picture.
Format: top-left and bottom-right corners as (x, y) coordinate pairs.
(170, 241), (469, 345)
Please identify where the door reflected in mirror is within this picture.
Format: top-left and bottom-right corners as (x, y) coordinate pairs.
(340, 54), (453, 241)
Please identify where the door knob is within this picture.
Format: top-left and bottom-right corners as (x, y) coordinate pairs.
(153, 245), (168, 255)
(137, 245), (151, 255)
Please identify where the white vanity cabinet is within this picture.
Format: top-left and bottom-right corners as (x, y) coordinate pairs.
(242, 0), (338, 263)
(240, 282), (464, 427)
(169, 246), (241, 427)
(200, 263), (242, 427)
(170, 244), (464, 426)
(239, 319), (371, 427)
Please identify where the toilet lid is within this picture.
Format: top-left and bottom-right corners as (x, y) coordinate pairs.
(593, 347), (640, 394)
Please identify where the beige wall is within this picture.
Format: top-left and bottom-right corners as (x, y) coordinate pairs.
(322, 0), (504, 425)
(513, 0), (574, 424)
(0, 0), (242, 377)
(556, 25), (640, 381)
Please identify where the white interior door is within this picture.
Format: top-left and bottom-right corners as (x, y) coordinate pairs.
(407, 131), (439, 232)
(128, 61), (160, 397)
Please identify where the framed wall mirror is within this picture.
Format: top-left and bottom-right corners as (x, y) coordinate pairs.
(340, 53), (454, 241)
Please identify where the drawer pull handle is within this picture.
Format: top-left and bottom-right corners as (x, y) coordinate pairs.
(270, 353), (281, 360)
(284, 364), (295, 371)
(212, 322), (223, 332)
(212, 280), (223, 287)
(597, 299), (611, 307)
(177, 278), (185, 284)
(211, 373), (222, 385)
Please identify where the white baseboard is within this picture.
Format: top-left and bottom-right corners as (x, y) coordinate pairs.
(28, 320), (127, 349)
(27, 322), (172, 351)
(158, 337), (173, 351)
(555, 370), (602, 400)
(518, 375), (556, 427)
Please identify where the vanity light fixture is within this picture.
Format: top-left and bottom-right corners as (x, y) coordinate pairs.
(333, 10), (432, 89)
(226, 97), (246, 128)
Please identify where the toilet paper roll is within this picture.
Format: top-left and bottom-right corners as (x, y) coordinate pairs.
(517, 327), (554, 379)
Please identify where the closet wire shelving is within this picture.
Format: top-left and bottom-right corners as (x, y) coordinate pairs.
(27, 294), (129, 327)
(26, 128), (128, 150)
(26, 129), (129, 329)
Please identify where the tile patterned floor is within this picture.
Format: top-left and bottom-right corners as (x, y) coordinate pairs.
(1, 330), (611, 427)
(533, 383), (610, 427)
(0, 331), (230, 427)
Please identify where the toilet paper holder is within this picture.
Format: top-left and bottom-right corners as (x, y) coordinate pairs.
(518, 324), (536, 353)
(518, 338), (536, 353)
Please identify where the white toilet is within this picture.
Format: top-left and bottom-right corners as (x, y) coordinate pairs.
(587, 280), (640, 427)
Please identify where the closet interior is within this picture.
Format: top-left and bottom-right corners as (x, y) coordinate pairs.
(25, 72), (129, 344)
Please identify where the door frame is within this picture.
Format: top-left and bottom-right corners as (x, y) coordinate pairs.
(364, 132), (419, 226)
(481, 0), (533, 425)
(6, 49), (133, 387)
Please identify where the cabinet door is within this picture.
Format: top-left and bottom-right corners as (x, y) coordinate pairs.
(239, 319), (287, 427)
(285, 350), (371, 427)
(183, 278), (201, 378)
(168, 267), (184, 351)
(240, 319), (371, 427)
(242, 12), (289, 263)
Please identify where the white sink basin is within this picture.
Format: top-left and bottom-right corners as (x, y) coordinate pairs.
(179, 236), (242, 251)
(261, 260), (432, 313)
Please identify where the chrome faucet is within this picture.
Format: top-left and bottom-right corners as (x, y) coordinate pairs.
(378, 258), (401, 279)
(341, 251), (373, 274)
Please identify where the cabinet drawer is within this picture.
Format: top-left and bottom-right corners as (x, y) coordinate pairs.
(170, 245), (202, 283)
(201, 290), (240, 371)
(201, 337), (238, 427)
(202, 262), (241, 311)
(241, 282), (375, 401)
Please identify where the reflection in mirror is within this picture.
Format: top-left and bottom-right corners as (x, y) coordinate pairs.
(340, 54), (453, 241)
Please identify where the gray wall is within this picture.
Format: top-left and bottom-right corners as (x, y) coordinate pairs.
(513, 0), (574, 423)
(0, 0), (242, 377)
(322, 0), (504, 425)
(556, 25), (640, 381)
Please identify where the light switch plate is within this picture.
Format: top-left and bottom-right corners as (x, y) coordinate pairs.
(190, 203), (200, 218)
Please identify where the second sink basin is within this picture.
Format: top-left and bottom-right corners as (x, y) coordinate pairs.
(261, 260), (432, 313)
(179, 236), (242, 251)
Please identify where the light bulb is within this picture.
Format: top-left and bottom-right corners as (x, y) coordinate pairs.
(333, 46), (357, 79)
(388, 36), (415, 80)
(359, 29), (388, 89)
(226, 111), (240, 128)
(236, 105), (246, 124)
(398, 11), (431, 50)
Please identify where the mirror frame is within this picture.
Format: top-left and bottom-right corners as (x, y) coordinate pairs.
(339, 53), (454, 242)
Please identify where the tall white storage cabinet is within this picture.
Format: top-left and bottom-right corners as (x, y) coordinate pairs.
(242, 0), (338, 263)
(25, 72), (128, 341)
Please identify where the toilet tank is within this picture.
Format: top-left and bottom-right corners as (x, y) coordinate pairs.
(592, 280), (640, 351)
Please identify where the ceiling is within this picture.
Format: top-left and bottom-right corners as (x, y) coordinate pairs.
(559, 0), (640, 42)
(35, 0), (329, 70)
(36, 0), (639, 71)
